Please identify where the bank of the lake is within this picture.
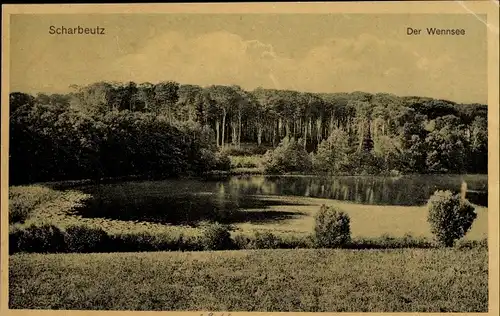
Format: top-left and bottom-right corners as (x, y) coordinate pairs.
(9, 175), (488, 248)
(10, 191), (488, 241)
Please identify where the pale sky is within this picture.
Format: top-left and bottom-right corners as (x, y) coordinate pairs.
(10, 14), (487, 103)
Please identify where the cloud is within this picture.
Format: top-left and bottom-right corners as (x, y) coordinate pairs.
(107, 30), (480, 102)
(110, 31), (282, 89)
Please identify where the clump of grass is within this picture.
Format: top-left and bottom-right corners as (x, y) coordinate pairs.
(9, 185), (60, 223)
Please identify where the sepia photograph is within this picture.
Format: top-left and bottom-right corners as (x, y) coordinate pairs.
(1, 2), (499, 315)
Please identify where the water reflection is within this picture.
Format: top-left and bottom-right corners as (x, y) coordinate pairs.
(216, 175), (488, 207)
(73, 174), (487, 225)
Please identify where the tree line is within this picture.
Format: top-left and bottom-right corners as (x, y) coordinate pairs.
(9, 80), (487, 183)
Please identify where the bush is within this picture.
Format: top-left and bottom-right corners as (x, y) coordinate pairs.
(314, 205), (351, 248)
(65, 225), (110, 253)
(263, 137), (312, 174)
(233, 233), (313, 250)
(253, 231), (279, 249)
(233, 234), (252, 249)
(15, 224), (66, 253)
(456, 238), (488, 250)
(201, 222), (233, 250)
(214, 152), (231, 171)
(347, 234), (434, 249)
(427, 190), (477, 247)
(9, 227), (23, 254)
(110, 232), (158, 252)
(109, 232), (202, 252)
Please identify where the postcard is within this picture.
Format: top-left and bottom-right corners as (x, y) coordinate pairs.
(1, 2), (499, 316)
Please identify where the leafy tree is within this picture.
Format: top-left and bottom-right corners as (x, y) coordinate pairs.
(263, 137), (312, 174)
(313, 128), (350, 173)
(153, 81), (180, 118)
(9, 81), (487, 180)
(425, 124), (467, 173)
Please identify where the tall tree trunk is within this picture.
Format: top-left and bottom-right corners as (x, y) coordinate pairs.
(298, 118), (302, 138)
(257, 123), (262, 146)
(231, 122), (237, 146)
(358, 121), (364, 152)
(278, 118), (283, 138)
(221, 109), (226, 150)
(215, 119), (220, 147)
(304, 120), (308, 149)
(238, 111), (242, 148)
(316, 118), (322, 143)
(309, 119), (313, 141)
(273, 120), (277, 147)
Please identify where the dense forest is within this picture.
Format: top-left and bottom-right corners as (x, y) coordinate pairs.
(9, 81), (487, 184)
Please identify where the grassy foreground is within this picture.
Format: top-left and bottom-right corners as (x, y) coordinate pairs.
(9, 248), (487, 312)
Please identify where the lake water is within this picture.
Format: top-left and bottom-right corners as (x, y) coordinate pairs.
(73, 175), (488, 225)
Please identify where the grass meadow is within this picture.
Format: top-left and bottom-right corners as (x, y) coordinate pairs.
(9, 248), (488, 312)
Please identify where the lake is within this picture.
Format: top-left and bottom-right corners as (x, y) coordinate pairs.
(73, 174), (488, 226)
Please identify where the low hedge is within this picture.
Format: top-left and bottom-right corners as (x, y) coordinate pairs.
(8, 224), (487, 254)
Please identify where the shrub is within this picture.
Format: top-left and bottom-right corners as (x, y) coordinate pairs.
(456, 238), (488, 250)
(427, 190), (477, 247)
(263, 137), (312, 174)
(314, 205), (351, 248)
(65, 225), (110, 253)
(233, 233), (313, 250)
(9, 226), (23, 254)
(110, 232), (160, 252)
(16, 224), (66, 253)
(214, 152), (231, 171)
(280, 234), (315, 249)
(346, 235), (435, 249)
(201, 222), (233, 250)
(109, 232), (202, 252)
(233, 234), (252, 249)
(253, 231), (279, 249)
